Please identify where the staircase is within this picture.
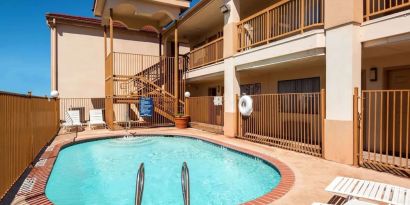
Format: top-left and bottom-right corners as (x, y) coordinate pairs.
(106, 52), (188, 128)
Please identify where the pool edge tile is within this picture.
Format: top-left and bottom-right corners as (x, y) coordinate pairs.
(12, 133), (295, 205)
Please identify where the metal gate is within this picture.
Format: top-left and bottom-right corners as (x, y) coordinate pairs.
(355, 88), (410, 173)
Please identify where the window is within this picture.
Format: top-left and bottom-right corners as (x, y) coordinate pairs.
(278, 77), (320, 114)
(208, 87), (217, 96)
(240, 83), (261, 95)
(278, 77), (320, 93)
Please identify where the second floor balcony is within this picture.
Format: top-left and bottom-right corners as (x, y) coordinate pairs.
(237, 0), (324, 52)
(179, 0), (409, 71)
(364, 0), (410, 21)
(236, 0), (409, 52)
(188, 37), (224, 71)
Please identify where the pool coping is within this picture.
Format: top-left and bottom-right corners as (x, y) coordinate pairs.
(11, 133), (295, 205)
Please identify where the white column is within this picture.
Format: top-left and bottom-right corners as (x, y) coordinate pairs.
(325, 24), (362, 164)
(324, 0), (363, 165)
(223, 0), (240, 137)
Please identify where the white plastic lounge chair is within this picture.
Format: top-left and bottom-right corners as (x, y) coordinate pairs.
(317, 176), (409, 205)
(63, 110), (82, 130)
(89, 109), (106, 129)
(312, 198), (376, 205)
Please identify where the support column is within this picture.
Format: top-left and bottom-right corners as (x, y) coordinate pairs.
(106, 9), (115, 129)
(174, 27), (179, 114)
(50, 18), (57, 91)
(109, 9), (114, 54)
(104, 26), (107, 58)
(223, 0), (240, 137)
(159, 33), (162, 57)
(324, 0), (363, 165)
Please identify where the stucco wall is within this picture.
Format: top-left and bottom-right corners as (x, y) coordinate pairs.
(363, 52), (410, 90)
(188, 65), (325, 97)
(55, 24), (160, 98)
(238, 66), (326, 94)
(188, 80), (224, 97)
(324, 0), (363, 29)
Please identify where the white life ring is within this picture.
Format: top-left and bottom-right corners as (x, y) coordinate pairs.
(238, 95), (253, 117)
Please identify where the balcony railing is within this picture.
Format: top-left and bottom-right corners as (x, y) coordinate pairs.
(188, 37), (223, 70)
(364, 0), (410, 21)
(237, 0), (324, 52)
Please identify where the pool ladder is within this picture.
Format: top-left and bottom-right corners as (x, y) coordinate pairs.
(135, 163), (145, 205)
(134, 162), (190, 205)
(181, 162), (190, 205)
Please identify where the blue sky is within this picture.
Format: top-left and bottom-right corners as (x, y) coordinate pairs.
(0, 0), (199, 96)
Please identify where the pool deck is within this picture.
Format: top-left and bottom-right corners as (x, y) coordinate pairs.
(14, 127), (410, 205)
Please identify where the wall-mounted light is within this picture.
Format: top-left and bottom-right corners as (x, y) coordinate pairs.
(370, 67), (378, 81)
(50, 90), (59, 98)
(184, 91), (191, 98)
(220, 4), (230, 14)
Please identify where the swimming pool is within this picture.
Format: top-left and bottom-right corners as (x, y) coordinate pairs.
(45, 136), (281, 204)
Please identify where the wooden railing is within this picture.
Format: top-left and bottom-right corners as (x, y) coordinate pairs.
(112, 96), (176, 128)
(60, 98), (105, 123)
(188, 37), (224, 70)
(187, 96), (224, 128)
(0, 91), (60, 199)
(105, 52), (188, 129)
(364, 0), (410, 21)
(109, 52), (186, 101)
(356, 89), (410, 172)
(238, 91), (326, 157)
(237, 0), (324, 51)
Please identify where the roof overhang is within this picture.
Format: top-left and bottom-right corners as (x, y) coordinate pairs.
(93, 0), (190, 32)
(162, 0), (224, 42)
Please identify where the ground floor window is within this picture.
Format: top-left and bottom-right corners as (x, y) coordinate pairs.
(278, 77), (320, 93)
(240, 83), (261, 95)
(208, 87), (217, 96)
(278, 77), (320, 114)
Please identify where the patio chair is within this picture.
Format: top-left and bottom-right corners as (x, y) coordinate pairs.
(63, 110), (82, 131)
(89, 109), (106, 129)
(313, 176), (409, 205)
(312, 199), (376, 205)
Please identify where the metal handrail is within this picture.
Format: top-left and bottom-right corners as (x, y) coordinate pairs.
(181, 162), (190, 205)
(135, 163), (145, 205)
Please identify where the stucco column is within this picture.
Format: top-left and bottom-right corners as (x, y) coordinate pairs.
(324, 0), (363, 165)
(223, 0), (240, 137)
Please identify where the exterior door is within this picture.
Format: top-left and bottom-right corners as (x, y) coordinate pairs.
(387, 67), (410, 158)
(387, 67), (410, 89)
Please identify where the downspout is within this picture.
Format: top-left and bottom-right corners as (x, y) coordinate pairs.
(51, 18), (58, 91)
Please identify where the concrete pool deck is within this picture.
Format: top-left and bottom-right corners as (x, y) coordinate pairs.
(17, 127), (410, 205)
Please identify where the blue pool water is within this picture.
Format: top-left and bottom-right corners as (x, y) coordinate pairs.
(45, 136), (281, 205)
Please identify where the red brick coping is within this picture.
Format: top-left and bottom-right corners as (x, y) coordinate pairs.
(12, 134), (294, 205)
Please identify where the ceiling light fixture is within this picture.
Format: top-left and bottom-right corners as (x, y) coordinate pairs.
(220, 4), (230, 14)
